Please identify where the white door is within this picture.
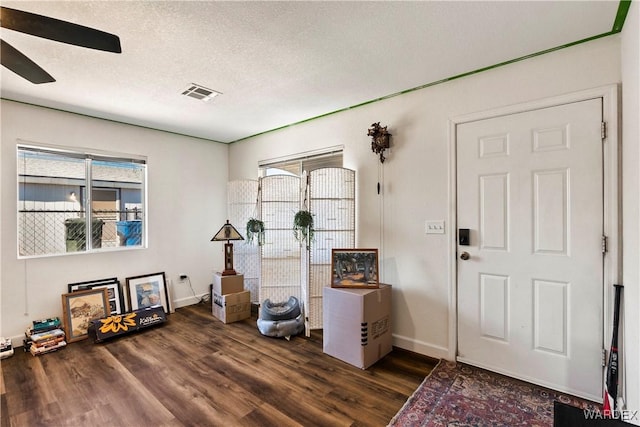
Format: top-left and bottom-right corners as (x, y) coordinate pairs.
(456, 99), (603, 401)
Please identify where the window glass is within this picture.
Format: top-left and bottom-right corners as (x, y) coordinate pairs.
(17, 146), (146, 257)
(259, 149), (343, 177)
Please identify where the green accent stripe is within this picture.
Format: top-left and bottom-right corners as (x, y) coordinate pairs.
(231, 32), (618, 144)
(4, 1), (630, 146)
(613, 0), (632, 32)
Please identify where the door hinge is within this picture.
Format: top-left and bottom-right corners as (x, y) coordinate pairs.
(602, 348), (607, 367)
(602, 235), (608, 253)
(601, 122), (607, 140)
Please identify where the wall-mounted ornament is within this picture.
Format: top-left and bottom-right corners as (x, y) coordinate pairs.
(367, 122), (391, 163)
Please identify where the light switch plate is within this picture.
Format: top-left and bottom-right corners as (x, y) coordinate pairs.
(425, 220), (445, 234)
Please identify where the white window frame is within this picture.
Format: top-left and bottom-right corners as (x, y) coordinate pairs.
(17, 142), (147, 258)
(258, 145), (343, 177)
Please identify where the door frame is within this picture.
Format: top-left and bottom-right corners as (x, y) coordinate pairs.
(447, 85), (620, 369)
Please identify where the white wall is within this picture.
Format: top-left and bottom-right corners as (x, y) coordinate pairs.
(230, 37), (622, 358)
(1, 27), (634, 414)
(1, 101), (229, 342)
(622, 1), (640, 419)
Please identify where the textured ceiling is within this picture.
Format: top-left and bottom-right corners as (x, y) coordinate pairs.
(0, 1), (622, 143)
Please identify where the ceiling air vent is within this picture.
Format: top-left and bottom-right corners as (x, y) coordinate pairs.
(181, 84), (221, 103)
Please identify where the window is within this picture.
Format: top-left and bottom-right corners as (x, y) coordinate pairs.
(17, 145), (146, 257)
(259, 147), (343, 177)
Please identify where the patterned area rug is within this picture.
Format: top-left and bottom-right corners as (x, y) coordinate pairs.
(389, 360), (600, 426)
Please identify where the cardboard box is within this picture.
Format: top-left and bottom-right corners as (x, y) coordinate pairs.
(212, 290), (251, 324)
(213, 273), (244, 295)
(323, 284), (392, 369)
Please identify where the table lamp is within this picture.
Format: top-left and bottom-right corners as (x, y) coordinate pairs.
(211, 220), (244, 276)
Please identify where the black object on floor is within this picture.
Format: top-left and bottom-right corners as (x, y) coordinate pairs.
(554, 401), (632, 426)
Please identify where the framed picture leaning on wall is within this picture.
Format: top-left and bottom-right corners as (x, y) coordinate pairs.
(61, 288), (110, 343)
(68, 277), (124, 315)
(125, 272), (170, 314)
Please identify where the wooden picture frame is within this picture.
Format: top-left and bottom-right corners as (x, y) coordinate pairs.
(61, 288), (110, 342)
(68, 277), (124, 315)
(125, 272), (170, 314)
(331, 248), (380, 289)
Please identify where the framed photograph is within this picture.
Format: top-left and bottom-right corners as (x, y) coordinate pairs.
(68, 277), (118, 293)
(331, 249), (380, 289)
(68, 277), (124, 315)
(61, 288), (110, 342)
(125, 272), (170, 314)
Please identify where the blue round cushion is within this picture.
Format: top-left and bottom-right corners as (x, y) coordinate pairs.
(257, 314), (304, 338)
(260, 296), (301, 321)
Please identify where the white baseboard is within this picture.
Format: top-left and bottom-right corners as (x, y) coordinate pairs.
(8, 334), (26, 349)
(171, 294), (208, 310)
(4, 295), (210, 350)
(392, 333), (451, 360)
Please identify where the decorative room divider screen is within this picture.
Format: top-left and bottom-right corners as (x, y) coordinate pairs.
(259, 174), (303, 314)
(227, 180), (260, 302)
(307, 168), (355, 330)
(227, 167), (355, 335)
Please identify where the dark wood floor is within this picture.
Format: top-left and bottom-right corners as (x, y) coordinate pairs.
(1, 301), (437, 427)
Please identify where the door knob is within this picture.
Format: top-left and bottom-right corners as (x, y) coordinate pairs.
(460, 251), (470, 260)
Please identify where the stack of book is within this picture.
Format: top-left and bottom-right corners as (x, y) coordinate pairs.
(23, 317), (67, 356)
(0, 337), (13, 359)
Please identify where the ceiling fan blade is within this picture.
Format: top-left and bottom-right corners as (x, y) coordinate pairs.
(1, 39), (55, 84)
(0, 6), (121, 53)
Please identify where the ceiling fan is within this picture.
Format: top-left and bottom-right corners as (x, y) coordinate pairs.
(0, 6), (121, 84)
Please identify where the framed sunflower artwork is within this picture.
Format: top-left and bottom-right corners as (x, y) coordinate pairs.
(89, 307), (167, 343)
(93, 312), (138, 341)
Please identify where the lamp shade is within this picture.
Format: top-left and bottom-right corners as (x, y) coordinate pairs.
(211, 220), (244, 242)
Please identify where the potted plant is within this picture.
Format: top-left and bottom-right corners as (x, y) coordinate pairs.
(293, 210), (314, 248)
(246, 218), (265, 246)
